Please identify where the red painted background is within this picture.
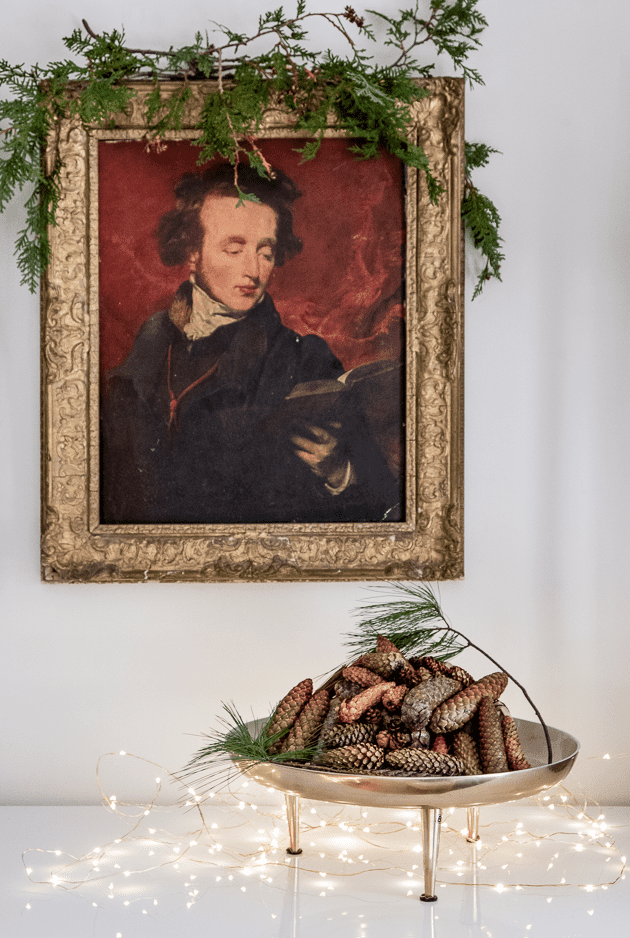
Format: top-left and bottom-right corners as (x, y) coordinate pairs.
(98, 138), (405, 376)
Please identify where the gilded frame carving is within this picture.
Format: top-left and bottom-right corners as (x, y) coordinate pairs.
(41, 78), (464, 582)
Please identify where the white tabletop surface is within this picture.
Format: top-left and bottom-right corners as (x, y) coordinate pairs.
(1, 791), (627, 937)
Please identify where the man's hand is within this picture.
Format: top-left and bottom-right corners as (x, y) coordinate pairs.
(291, 421), (350, 490)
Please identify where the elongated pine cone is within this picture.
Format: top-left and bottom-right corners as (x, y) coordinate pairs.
(475, 671), (509, 699)
(354, 651), (411, 681)
(478, 696), (509, 773)
(401, 674), (462, 730)
(321, 722), (376, 749)
(501, 714), (532, 770)
(338, 682), (395, 723)
(385, 748), (465, 776)
(429, 672), (508, 734)
(318, 743), (384, 772)
(342, 666), (385, 688)
(266, 678), (312, 753)
(452, 731), (483, 775)
(281, 688), (330, 753)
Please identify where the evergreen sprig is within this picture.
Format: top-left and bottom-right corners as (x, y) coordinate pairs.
(180, 702), (316, 796)
(463, 141), (504, 298)
(0, 2), (501, 297)
(346, 581), (466, 660)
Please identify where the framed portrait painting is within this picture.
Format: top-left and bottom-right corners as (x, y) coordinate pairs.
(41, 78), (464, 582)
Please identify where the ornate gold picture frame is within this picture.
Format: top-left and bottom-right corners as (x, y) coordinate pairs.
(41, 77), (464, 582)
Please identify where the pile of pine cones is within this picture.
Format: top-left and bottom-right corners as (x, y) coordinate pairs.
(264, 636), (532, 777)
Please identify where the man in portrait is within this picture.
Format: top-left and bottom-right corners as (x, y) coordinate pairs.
(100, 162), (400, 525)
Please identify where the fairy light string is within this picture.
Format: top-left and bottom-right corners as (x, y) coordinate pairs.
(21, 750), (627, 916)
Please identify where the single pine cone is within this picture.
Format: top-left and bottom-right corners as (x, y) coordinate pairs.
(501, 714), (532, 771)
(475, 671), (509, 700)
(318, 743), (384, 772)
(342, 666), (385, 688)
(385, 748), (465, 776)
(418, 656), (475, 688)
(354, 651), (412, 681)
(338, 682), (395, 723)
(376, 635), (401, 653)
(401, 674), (462, 730)
(382, 713), (403, 731)
(452, 731), (483, 776)
(478, 697), (509, 773)
(320, 722), (376, 750)
(382, 684), (408, 711)
(362, 706), (383, 725)
(281, 688), (330, 753)
(266, 678), (312, 753)
(333, 679), (363, 700)
(409, 727), (431, 748)
(429, 672), (507, 734)
(432, 735), (449, 755)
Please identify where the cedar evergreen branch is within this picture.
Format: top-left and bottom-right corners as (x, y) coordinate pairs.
(0, 1), (502, 295)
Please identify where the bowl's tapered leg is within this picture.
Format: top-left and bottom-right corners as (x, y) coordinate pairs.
(419, 807), (442, 901)
(279, 854), (300, 938)
(285, 792), (302, 855)
(466, 806), (480, 843)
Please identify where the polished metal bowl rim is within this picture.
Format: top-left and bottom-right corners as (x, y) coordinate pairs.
(236, 718), (580, 809)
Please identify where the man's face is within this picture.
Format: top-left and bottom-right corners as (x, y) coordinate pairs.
(189, 195), (278, 312)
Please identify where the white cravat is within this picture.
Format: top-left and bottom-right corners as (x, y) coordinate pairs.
(184, 275), (260, 341)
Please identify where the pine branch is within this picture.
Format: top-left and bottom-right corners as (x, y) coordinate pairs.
(180, 702), (317, 798)
(0, 2), (500, 292)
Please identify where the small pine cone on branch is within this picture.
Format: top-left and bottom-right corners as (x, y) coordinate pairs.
(266, 678), (312, 753)
(478, 696), (509, 773)
(281, 688), (330, 753)
(318, 743), (384, 772)
(320, 722), (376, 750)
(342, 666), (385, 688)
(338, 682), (395, 723)
(501, 714), (532, 770)
(452, 730), (483, 776)
(385, 747), (465, 776)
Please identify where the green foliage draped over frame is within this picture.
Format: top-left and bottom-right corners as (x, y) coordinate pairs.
(0, 1), (503, 295)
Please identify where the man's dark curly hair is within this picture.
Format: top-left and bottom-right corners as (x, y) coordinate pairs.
(155, 163), (303, 268)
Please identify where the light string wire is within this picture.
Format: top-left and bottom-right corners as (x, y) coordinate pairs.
(21, 749), (627, 908)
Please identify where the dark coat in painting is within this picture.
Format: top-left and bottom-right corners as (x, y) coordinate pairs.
(100, 282), (400, 525)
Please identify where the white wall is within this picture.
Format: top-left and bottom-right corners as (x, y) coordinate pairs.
(1, 0), (629, 805)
